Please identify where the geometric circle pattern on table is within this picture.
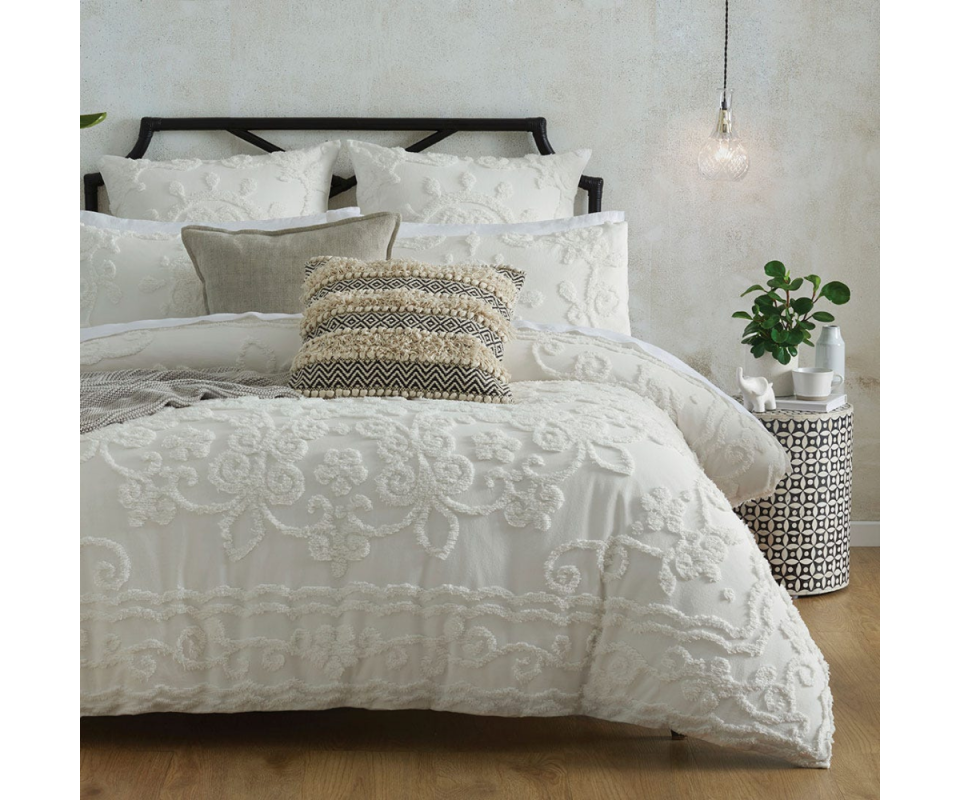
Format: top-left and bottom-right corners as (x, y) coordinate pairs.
(734, 404), (854, 596)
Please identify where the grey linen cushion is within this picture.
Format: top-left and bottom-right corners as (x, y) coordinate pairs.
(181, 213), (401, 314)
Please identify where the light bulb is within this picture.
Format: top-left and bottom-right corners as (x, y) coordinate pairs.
(698, 89), (749, 181)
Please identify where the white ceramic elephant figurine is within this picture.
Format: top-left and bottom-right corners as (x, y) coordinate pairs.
(737, 367), (777, 412)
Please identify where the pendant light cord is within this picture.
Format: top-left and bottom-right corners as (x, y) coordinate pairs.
(723, 0), (729, 91)
(721, 0), (730, 108)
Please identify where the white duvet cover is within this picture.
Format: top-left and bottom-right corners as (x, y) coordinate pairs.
(80, 323), (832, 767)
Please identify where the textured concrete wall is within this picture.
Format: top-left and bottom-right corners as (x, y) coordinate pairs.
(80, 0), (880, 518)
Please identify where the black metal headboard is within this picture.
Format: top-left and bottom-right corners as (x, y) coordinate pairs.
(83, 116), (603, 214)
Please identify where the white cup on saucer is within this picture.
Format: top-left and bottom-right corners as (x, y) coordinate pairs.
(792, 368), (843, 400)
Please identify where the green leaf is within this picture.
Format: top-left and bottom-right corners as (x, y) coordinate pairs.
(731, 311), (753, 320)
(740, 284), (765, 297)
(787, 278), (804, 291)
(805, 274), (822, 293)
(767, 277), (790, 290)
(785, 329), (805, 345)
(770, 328), (786, 343)
(80, 112), (107, 129)
(788, 346), (798, 357)
(750, 342), (766, 359)
(774, 347), (792, 365)
(799, 320), (816, 330)
(764, 260), (786, 278)
(811, 311), (835, 322)
(764, 340), (778, 354)
(802, 339), (815, 346)
(820, 281), (851, 304)
(744, 321), (760, 334)
(761, 317), (779, 329)
(791, 297), (814, 315)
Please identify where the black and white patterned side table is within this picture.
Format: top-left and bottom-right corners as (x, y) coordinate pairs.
(734, 404), (853, 596)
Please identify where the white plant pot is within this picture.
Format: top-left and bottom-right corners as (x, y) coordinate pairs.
(743, 348), (798, 397)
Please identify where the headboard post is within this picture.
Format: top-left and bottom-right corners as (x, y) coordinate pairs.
(82, 116), (604, 214)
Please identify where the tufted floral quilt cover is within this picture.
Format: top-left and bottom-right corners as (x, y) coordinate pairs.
(80, 324), (833, 767)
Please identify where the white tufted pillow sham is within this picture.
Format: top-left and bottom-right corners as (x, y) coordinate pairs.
(79, 209), (361, 327)
(99, 141), (341, 222)
(345, 140), (591, 224)
(393, 212), (630, 335)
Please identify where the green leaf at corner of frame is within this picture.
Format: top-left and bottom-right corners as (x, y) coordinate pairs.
(81, 112), (107, 129)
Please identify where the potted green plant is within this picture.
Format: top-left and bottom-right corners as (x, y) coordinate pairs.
(733, 260), (850, 395)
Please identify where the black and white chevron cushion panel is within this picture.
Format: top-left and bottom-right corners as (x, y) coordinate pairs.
(289, 359), (511, 401)
(292, 258), (523, 403)
(305, 312), (505, 358)
(302, 257), (523, 319)
(306, 275), (515, 318)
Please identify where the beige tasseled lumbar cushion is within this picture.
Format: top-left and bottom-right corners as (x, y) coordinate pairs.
(290, 257), (524, 402)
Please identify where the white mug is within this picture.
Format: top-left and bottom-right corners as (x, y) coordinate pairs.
(792, 368), (843, 400)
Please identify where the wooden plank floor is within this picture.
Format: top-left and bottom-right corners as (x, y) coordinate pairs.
(81, 548), (880, 800)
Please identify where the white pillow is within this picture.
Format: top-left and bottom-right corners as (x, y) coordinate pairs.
(80, 314), (304, 373)
(79, 209), (361, 327)
(393, 212), (631, 335)
(345, 140), (591, 224)
(99, 142), (341, 223)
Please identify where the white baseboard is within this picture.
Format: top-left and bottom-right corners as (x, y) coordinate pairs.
(851, 521), (880, 546)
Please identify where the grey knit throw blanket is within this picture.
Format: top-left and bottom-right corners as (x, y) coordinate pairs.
(80, 368), (298, 434)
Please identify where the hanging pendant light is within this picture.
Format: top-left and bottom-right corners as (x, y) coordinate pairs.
(698, 0), (749, 181)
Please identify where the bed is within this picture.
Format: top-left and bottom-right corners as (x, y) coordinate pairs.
(80, 117), (833, 768)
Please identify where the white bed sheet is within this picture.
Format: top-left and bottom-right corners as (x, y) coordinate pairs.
(80, 322), (831, 767)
